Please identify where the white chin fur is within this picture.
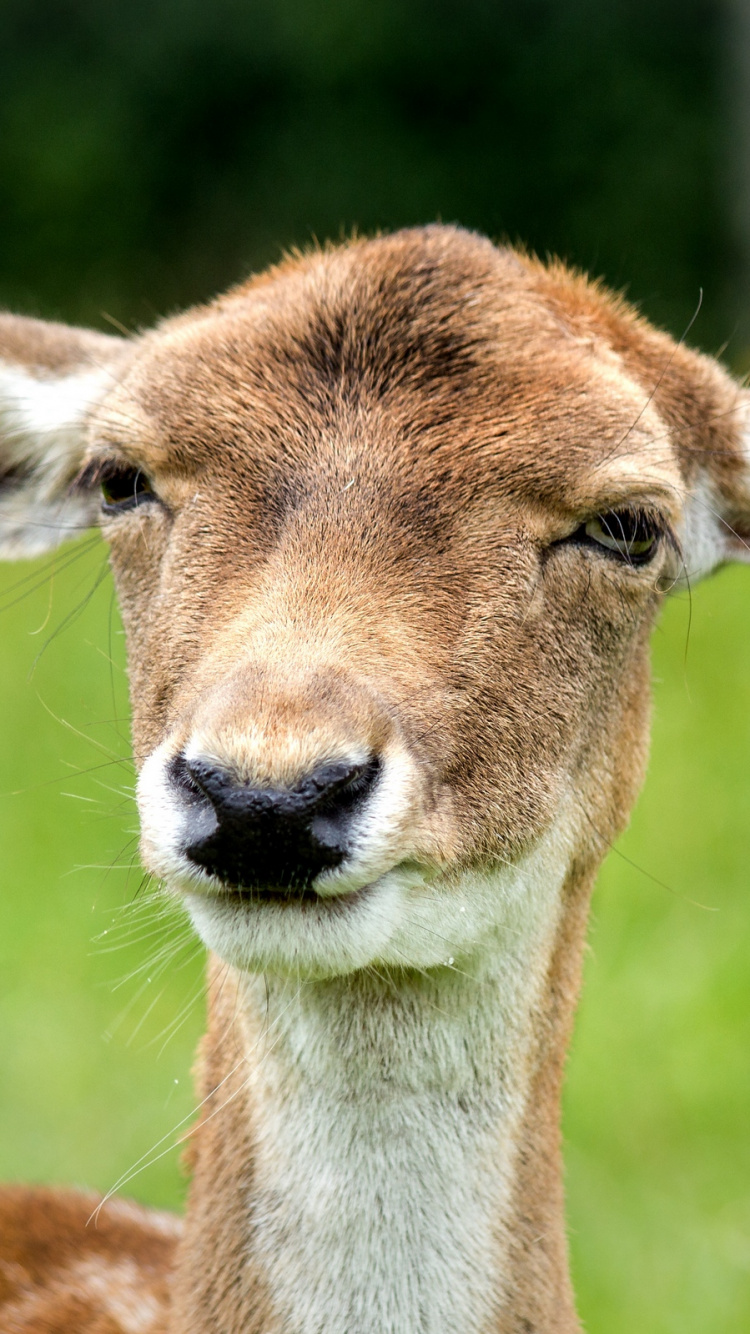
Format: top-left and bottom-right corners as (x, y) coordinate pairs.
(184, 876), (407, 977)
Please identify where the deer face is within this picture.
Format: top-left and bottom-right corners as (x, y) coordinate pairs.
(2, 227), (748, 978)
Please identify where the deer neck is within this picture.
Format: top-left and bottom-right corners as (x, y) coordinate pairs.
(171, 848), (594, 1334)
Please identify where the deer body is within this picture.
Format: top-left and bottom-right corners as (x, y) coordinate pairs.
(0, 226), (748, 1333)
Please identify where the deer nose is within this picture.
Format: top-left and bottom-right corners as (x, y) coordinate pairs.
(170, 753), (381, 893)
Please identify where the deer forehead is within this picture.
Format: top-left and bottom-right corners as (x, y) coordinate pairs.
(91, 264), (684, 532)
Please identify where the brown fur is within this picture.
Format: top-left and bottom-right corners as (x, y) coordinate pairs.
(0, 314), (120, 376)
(0, 1186), (179, 1332)
(1, 226), (748, 1332)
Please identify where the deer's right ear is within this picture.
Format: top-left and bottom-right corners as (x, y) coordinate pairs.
(0, 314), (127, 559)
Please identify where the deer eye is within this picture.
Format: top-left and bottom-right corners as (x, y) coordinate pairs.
(571, 509), (661, 565)
(100, 465), (157, 515)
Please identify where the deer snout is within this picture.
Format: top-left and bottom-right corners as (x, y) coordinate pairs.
(169, 753), (382, 894)
(136, 667), (429, 922)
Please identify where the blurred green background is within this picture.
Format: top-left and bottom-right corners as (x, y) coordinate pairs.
(1, 2), (750, 1330)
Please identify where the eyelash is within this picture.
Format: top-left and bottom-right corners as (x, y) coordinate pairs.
(74, 459), (159, 515)
(562, 508), (670, 566)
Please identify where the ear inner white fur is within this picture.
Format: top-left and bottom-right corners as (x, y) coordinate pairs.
(0, 358), (119, 558)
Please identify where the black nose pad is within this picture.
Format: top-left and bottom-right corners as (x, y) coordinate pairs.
(170, 754), (381, 893)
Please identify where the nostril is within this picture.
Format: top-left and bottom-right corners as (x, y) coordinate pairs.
(308, 756), (381, 824)
(172, 754), (243, 813)
(168, 753), (213, 804)
(300, 756), (381, 816)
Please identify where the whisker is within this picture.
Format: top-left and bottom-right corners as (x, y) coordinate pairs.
(90, 979), (305, 1224)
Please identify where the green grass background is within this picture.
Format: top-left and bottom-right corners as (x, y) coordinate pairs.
(0, 540), (749, 1332)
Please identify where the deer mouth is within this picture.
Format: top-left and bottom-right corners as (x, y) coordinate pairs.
(212, 881), (375, 911)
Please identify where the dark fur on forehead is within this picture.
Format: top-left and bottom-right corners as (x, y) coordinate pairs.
(268, 227), (504, 403)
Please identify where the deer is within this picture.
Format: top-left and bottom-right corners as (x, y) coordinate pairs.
(0, 224), (747, 1334)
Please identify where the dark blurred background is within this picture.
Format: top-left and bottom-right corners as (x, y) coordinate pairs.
(0, 0), (746, 359)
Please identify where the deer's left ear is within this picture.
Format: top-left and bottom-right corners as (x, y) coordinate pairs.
(668, 370), (750, 586)
(716, 388), (750, 565)
(0, 314), (127, 559)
